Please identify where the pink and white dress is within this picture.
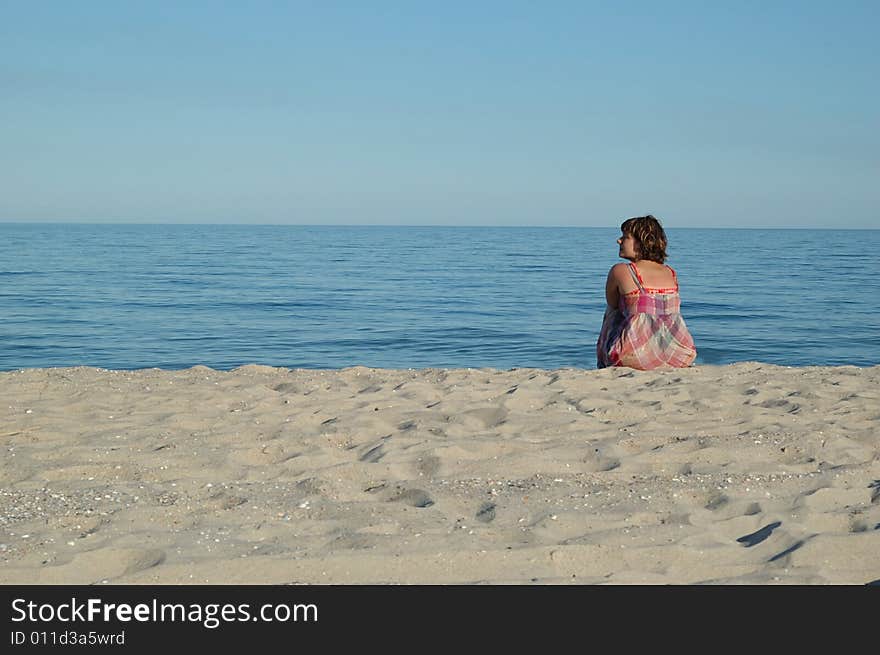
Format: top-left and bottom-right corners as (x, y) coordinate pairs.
(597, 262), (697, 370)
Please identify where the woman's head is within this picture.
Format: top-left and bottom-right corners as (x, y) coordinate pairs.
(619, 215), (668, 263)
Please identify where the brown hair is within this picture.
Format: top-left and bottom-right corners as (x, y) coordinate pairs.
(621, 214), (668, 263)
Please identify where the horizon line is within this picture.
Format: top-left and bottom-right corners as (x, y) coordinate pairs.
(0, 220), (876, 231)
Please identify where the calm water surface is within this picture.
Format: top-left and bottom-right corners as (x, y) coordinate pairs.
(1, 224), (878, 371)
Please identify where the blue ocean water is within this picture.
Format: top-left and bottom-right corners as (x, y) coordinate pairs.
(1, 223), (878, 371)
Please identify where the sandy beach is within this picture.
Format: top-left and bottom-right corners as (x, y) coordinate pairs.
(1, 362), (878, 585)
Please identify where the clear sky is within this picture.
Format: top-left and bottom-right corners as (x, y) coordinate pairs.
(2, 1), (877, 228)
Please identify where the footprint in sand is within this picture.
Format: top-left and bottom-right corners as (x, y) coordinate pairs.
(359, 438), (390, 463)
(704, 492), (729, 511)
(203, 491), (248, 510)
(475, 502), (496, 523)
(272, 382), (302, 394)
(386, 487), (434, 508)
(458, 406), (508, 429)
(767, 539), (807, 563)
(796, 486), (872, 513)
(415, 454), (441, 477)
(736, 521), (782, 547)
(704, 495), (762, 517)
(68, 548), (166, 582)
(582, 448), (620, 472)
(229, 444), (296, 465)
(119, 548), (166, 575)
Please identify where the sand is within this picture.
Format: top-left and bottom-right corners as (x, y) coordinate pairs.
(0, 362), (878, 585)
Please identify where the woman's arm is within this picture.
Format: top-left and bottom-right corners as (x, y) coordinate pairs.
(605, 265), (622, 309)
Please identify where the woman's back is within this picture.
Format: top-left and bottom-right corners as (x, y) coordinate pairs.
(613, 259), (677, 296)
(626, 260), (676, 291)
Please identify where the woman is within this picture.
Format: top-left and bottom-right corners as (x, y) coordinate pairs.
(597, 215), (696, 370)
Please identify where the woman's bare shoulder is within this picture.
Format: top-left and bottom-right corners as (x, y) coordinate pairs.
(608, 262), (631, 278)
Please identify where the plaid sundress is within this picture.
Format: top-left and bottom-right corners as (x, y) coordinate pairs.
(597, 262), (696, 370)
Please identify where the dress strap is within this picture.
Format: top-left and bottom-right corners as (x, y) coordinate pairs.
(666, 265), (680, 291)
(627, 263), (644, 290)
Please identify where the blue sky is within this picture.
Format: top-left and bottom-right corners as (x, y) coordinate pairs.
(2, 1), (877, 227)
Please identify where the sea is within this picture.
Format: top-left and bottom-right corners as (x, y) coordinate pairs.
(1, 223), (878, 371)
